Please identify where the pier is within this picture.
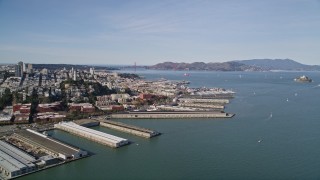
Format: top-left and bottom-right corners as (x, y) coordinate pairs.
(178, 103), (224, 110)
(182, 94), (234, 99)
(54, 122), (129, 148)
(1, 129), (88, 179)
(100, 120), (160, 138)
(111, 111), (234, 119)
(10, 129), (87, 160)
(74, 119), (100, 127)
(178, 98), (230, 104)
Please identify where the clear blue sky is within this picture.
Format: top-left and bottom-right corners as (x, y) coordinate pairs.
(1, 0), (320, 65)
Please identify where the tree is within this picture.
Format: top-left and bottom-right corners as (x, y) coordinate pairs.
(0, 88), (13, 110)
(29, 88), (39, 123)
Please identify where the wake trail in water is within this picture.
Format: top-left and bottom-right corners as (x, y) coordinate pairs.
(262, 112), (273, 122)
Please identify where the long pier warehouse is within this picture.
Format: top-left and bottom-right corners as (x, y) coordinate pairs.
(0, 140), (37, 179)
(0, 129), (88, 179)
(55, 122), (129, 148)
(11, 129), (87, 160)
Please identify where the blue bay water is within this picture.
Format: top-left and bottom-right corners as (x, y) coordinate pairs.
(22, 71), (320, 180)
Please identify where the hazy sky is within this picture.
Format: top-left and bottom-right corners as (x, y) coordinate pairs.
(1, 0), (320, 65)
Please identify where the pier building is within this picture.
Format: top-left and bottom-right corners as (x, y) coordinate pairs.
(55, 122), (129, 148)
(0, 140), (37, 179)
(11, 129), (87, 160)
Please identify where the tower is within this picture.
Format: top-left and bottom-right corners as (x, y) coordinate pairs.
(26, 64), (33, 74)
(15, 61), (24, 77)
(90, 67), (94, 75)
(73, 70), (77, 81)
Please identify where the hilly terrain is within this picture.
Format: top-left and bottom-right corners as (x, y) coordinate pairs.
(148, 61), (262, 71)
(233, 59), (320, 71)
(148, 59), (320, 71)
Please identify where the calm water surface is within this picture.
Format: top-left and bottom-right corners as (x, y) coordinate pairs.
(22, 71), (320, 180)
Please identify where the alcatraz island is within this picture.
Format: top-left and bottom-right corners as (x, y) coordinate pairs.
(0, 61), (234, 179)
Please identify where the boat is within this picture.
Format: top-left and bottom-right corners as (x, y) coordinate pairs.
(184, 73), (190, 76)
(294, 75), (312, 82)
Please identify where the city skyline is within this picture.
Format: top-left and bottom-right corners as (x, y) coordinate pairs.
(1, 0), (320, 65)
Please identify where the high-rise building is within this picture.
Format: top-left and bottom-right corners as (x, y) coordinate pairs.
(90, 67), (95, 75)
(15, 61), (24, 77)
(41, 68), (48, 75)
(22, 62), (26, 72)
(73, 70), (77, 81)
(26, 63), (33, 74)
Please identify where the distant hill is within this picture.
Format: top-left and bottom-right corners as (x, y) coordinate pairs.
(148, 59), (320, 71)
(148, 61), (262, 71)
(233, 59), (320, 71)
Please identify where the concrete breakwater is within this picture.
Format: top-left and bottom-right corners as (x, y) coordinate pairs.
(111, 111), (235, 119)
(100, 120), (160, 138)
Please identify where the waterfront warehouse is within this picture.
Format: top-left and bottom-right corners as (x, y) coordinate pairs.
(0, 140), (37, 179)
(11, 129), (87, 160)
(55, 122), (129, 148)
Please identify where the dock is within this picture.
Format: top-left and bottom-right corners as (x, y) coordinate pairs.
(73, 119), (100, 127)
(110, 111), (235, 119)
(100, 120), (160, 138)
(54, 122), (129, 148)
(178, 98), (230, 104)
(178, 103), (224, 110)
(182, 94), (234, 99)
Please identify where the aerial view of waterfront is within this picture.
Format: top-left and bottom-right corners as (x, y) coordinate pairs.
(21, 70), (320, 180)
(1, 0), (320, 179)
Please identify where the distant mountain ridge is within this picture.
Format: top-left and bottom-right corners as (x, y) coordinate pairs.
(148, 59), (320, 71)
(233, 59), (320, 71)
(148, 61), (262, 71)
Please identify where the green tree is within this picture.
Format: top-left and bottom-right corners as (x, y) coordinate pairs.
(29, 88), (39, 123)
(0, 88), (13, 110)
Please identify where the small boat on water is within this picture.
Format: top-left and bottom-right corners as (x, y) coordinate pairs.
(294, 75), (312, 82)
(184, 73), (190, 76)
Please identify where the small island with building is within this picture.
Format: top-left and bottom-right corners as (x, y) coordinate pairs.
(294, 75), (312, 83)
